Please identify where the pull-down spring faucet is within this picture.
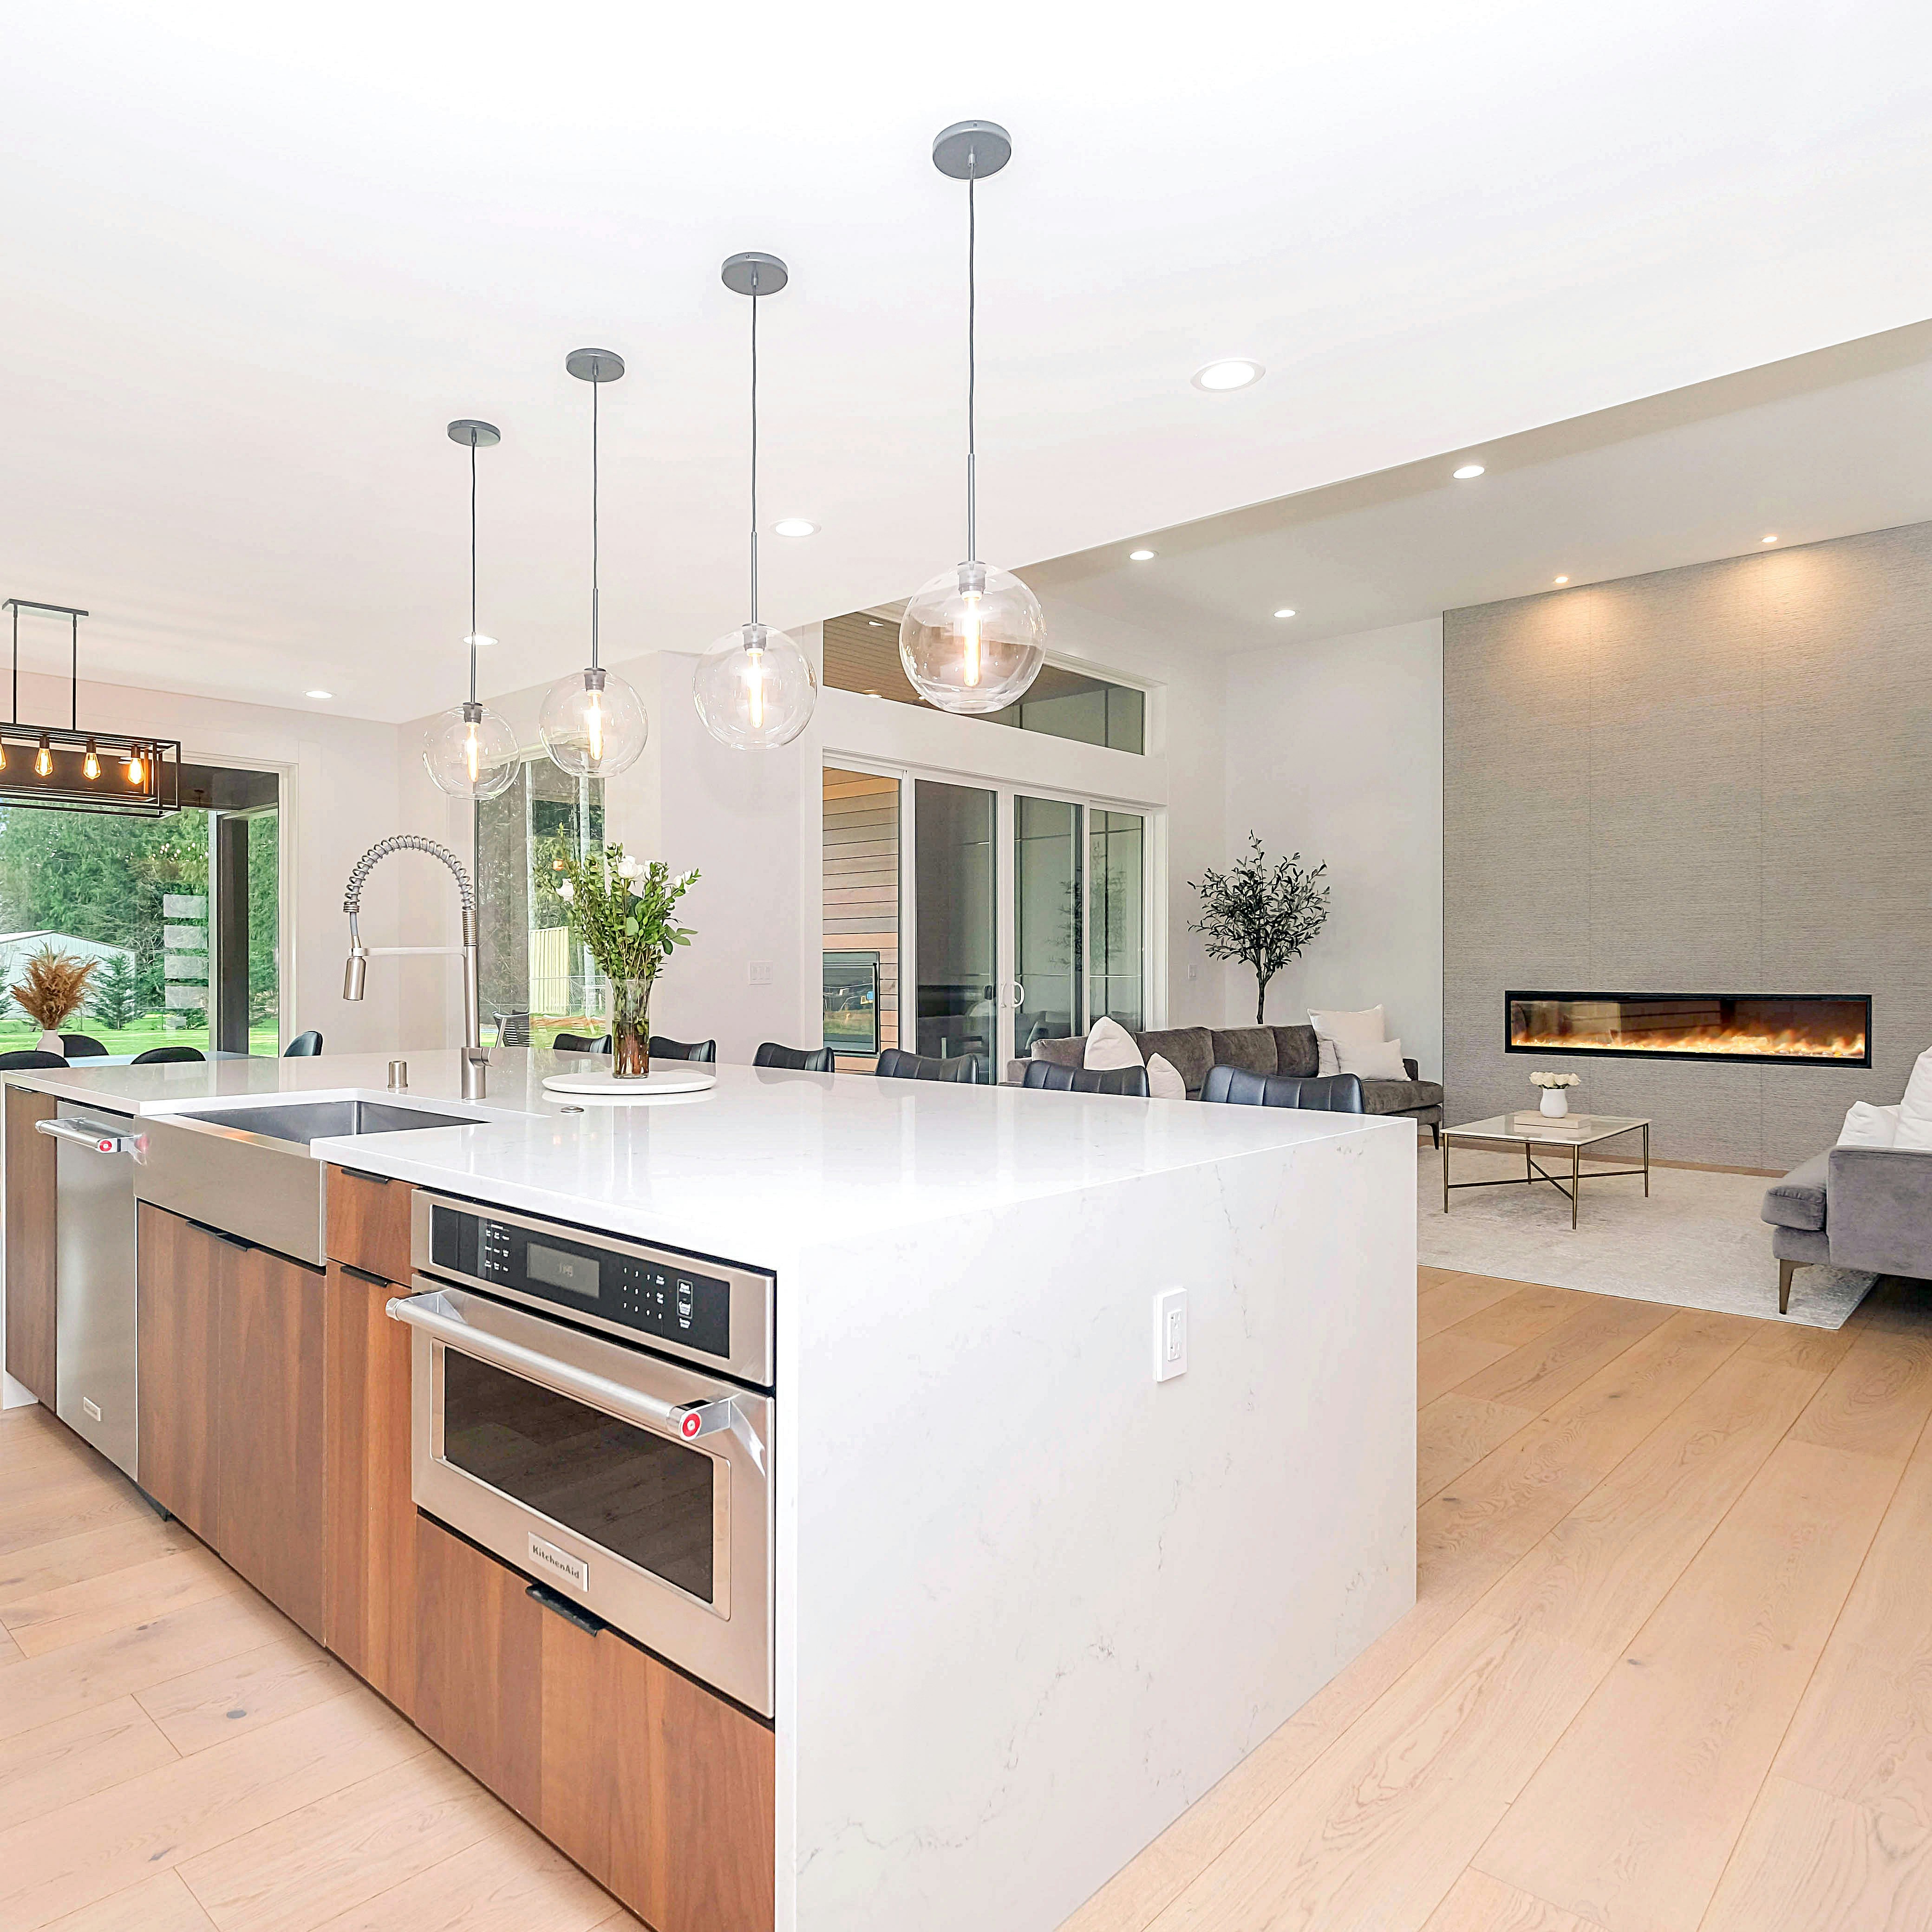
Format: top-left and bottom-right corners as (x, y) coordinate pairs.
(342, 835), (488, 1100)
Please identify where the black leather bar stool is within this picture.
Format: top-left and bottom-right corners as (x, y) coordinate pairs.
(1201, 1065), (1364, 1112)
(753, 1042), (835, 1072)
(875, 1048), (980, 1083)
(1019, 1060), (1149, 1097)
(648, 1036), (717, 1062)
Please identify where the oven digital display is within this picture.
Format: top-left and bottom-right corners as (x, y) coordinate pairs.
(527, 1242), (600, 1301)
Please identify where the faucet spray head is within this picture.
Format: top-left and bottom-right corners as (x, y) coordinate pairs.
(343, 949), (367, 1001)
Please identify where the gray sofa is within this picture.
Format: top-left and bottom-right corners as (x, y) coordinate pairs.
(1006, 1023), (1445, 1140)
(1761, 1144), (1932, 1312)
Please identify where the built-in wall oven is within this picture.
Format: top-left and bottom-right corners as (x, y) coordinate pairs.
(391, 1191), (775, 1716)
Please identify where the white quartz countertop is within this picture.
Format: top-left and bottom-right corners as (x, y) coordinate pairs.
(6, 1046), (1404, 1267)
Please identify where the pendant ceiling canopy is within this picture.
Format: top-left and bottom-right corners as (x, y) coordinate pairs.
(0, 600), (180, 816)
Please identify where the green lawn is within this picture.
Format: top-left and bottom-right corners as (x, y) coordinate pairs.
(0, 1018), (283, 1057)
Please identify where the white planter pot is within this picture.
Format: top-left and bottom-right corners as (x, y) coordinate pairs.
(36, 1029), (64, 1055)
(1538, 1087), (1570, 1119)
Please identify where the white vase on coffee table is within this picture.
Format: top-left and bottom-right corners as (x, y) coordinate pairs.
(1539, 1087), (1569, 1119)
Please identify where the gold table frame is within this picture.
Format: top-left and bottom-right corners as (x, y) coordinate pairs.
(1440, 1116), (1651, 1230)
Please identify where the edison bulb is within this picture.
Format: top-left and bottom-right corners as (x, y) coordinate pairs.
(540, 666), (648, 778)
(423, 701), (519, 800)
(124, 746), (144, 785)
(899, 561), (1045, 713)
(83, 739), (99, 781)
(33, 735), (52, 777)
(692, 623), (818, 749)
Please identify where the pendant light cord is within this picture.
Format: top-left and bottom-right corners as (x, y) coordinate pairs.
(750, 279), (761, 627)
(590, 368), (602, 672)
(467, 432), (479, 705)
(966, 170), (978, 564)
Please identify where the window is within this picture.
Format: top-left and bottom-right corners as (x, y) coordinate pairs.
(475, 756), (605, 1046)
(822, 767), (901, 1069)
(0, 763), (281, 1055)
(821, 612), (1147, 753)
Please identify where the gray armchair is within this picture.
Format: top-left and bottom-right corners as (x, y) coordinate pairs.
(1762, 1144), (1932, 1312)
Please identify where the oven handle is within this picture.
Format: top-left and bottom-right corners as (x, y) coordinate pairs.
(385, 1290), (737, 1444)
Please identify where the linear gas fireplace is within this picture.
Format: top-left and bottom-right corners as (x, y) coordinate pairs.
(1506, 992), (1871, 1068)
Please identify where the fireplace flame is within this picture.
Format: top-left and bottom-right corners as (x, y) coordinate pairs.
(1509, 1024), (1866, 1061)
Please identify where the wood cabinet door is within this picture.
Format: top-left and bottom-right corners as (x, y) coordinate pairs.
(412, 1514), (544, 1820)
(216, 1240), (327, 1638)
(324, 1260), (417, 1712)
(5, 1086), (58, 1404)
(537, 1593), (777, 1932)
(135, 1205), (221, 1538)
(326, 1166), (415, 1285)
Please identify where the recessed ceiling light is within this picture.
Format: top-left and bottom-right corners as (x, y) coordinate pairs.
(1762, 534), (1778, 544)
(307, 689), (333, 700)
(1273, 607), (1296, 619)
(1553, 575), (1569, 585)
(1129, 548), (1156, 561)
(773, 517), (818, 538)
(1452, 463), (1486, 480)
(1192, 359), (1265, 392)
(464, 632), (496, 648)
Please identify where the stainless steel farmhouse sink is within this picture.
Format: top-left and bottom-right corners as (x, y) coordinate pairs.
(133, 1093), (501, 1266)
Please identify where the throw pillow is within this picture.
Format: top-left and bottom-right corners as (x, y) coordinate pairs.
(1838, 1101), (1900, 1149)
(1336, 1036), (1407, 1080)
(1083, 1015), (1145, 1073)
(1310, 1005), (1386, 1052)
(1146, 1052), (1187, 1101)
(1317, 1037), (1340, 1077)
(1895, 1047), (1932, 1149)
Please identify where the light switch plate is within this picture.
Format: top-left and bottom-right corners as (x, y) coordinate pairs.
(1154, 1287), (1188, 1382)
(748, 960), (772, 986)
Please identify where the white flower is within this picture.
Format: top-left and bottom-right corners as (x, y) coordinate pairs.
(556, 880), (574, 902)
(675, 869), (696, 888)
(616, 855), (642, 881)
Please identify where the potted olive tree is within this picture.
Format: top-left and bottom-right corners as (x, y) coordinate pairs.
(1188, 835), (1330, 1025)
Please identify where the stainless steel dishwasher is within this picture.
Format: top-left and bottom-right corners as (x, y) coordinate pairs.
(38, 1103), (143, 1479)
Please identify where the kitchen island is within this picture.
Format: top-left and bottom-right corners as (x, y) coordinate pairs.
(3, 1047), (1416, 1932)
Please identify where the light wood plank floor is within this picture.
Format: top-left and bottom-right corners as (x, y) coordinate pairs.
(0, 1403), (645, 1932)
(1064, 1269), (1932, 1932)
(5, 1270), (1929, 1932)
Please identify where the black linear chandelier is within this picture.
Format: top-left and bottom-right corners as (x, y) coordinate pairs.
(0, 600), (182, 816)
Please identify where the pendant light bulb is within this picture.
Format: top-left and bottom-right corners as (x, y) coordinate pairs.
(124, 744), (144, 786)
(83, 738), (99, 781)
(543, 351), (648, 779)
(900, 122), (1045, 715)
(425, 420), (520, 801)
(695, 252), (819, 750)
(34, 733), (52, 778)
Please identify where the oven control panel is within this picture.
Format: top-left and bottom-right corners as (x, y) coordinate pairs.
(415, 1194), (772, 1387)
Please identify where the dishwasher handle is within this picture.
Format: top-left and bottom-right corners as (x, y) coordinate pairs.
(35, 1116), (140, 1155)
(385, 1289), (737, 1445)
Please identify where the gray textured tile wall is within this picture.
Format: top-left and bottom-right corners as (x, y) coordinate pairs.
(1444, 522), (1932, 1170)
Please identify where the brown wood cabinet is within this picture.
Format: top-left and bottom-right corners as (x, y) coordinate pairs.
(413, 1514), (775, 1932)
(326, 1165), (415, 1285)
(136, 1203), (222, 1539)
(216, 1237), (327, 1639)
(4, 1085), (58, 1404)
(412, 1512), (546, 1818)
(324, 1260), (418, 1712)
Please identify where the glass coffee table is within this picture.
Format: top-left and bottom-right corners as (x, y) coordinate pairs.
(1440, 1114), (1650, 1229)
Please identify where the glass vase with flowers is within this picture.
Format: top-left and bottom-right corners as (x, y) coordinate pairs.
(551, 846), (699, 1077)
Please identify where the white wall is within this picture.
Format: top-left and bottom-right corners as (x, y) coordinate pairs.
(1223, 619), (1444, 1077)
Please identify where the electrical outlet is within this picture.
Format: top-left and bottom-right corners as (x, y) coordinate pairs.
(1154, 1287), (1188, 1382)
(748, 960), (772, 986)
(1188, 962), (1199, 981)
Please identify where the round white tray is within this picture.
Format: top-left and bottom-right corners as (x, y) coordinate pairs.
(541, 1068), (717, 1100)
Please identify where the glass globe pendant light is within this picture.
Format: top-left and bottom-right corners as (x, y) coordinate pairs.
(900, 119), (1045, 715)
(423, 420), (519, 800)
(540, 349), (648, 779)
(693, 253), (819, 749)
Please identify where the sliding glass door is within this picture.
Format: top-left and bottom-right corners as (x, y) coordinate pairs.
(826, 763), (1153, 1074)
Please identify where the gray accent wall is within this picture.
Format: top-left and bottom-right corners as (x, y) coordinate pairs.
(1444, 521), (1932, 1171)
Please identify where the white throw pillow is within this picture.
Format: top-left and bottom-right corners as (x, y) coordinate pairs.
(1336, 1036), (1408, 1080)
(1146, 1052), (1187, 1101)
(1838, 1101), (1900, 1149)
(1895, 1047), (1932, 1149)
(1083, 1015), (1146, 1073)
(1317, 1037), (1340, 1077)
(1310, 1005), (1386, 1054)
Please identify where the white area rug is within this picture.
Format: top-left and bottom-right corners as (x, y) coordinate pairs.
(1417, 1143), (1874, 1330)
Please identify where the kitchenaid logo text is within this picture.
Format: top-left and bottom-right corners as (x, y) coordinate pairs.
(528, 1534), (589, 1593)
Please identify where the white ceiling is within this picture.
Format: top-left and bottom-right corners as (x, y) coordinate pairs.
(1028, 322), (1932, 655)
(4, 2), (1932, 721)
